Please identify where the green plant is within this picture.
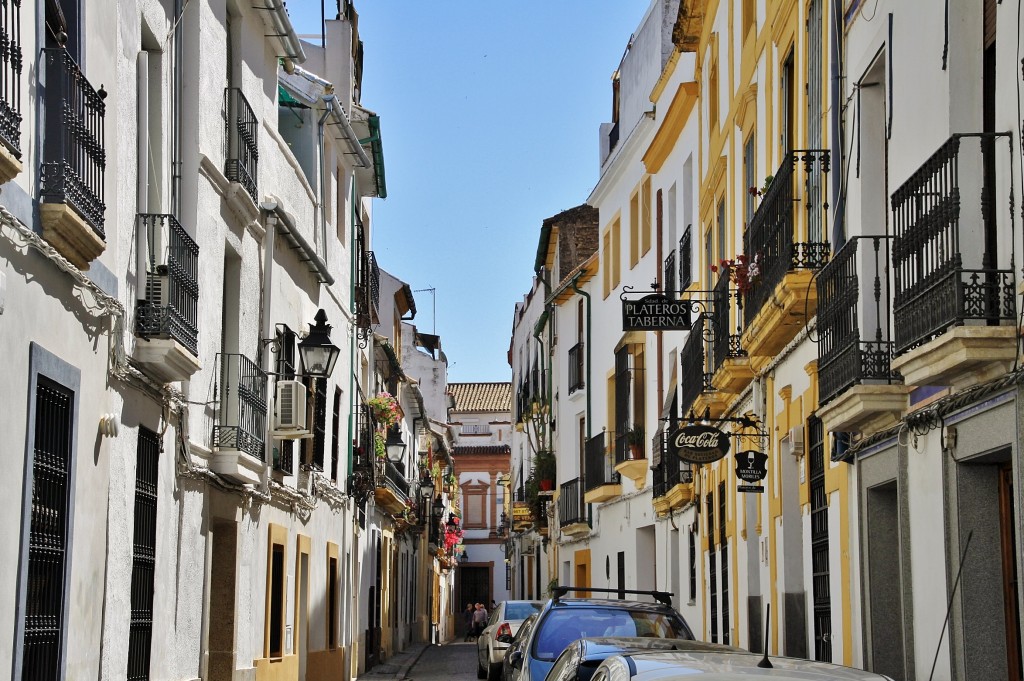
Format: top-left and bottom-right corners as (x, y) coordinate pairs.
(547, 578), (560, 597)
(533, 450), (556, 481)
(374, 431), (386, 459)
(626, 424), (645, 446)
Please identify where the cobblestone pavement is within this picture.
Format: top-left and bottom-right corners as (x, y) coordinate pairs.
(357, 641), (478, 681)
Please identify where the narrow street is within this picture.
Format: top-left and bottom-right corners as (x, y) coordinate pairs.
(407, 643), (478, 681)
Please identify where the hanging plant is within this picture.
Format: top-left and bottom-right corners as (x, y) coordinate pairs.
(374, 431), (387, 459)
(367, 392), (401, 429)
(711, 253), (761, 295)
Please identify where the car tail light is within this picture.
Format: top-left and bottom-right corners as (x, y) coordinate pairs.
(496, 623), (512, 639)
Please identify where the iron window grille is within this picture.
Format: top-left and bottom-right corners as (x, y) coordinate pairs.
(808, 415), (832, 662)
(680, 316), (713, 415)
(583, 431), (618, 492)
(817, 236), (900, 406)
(719, 481), (729, 645)
(40, 47), (106, 235)
(135, 214), (199, 357)
(891, 132), (1016, 354)
(212, 353), (268, 460)
(223, 87), (258, 203)
(663, 250), (676, 299)
(558, 477), (585, 527)
(679, 226), (693, 291)
(707, 492), (718, 642)
(23, 377), (74, 681)
(0, 0), (23, 158)
(127, 428), (159, 681)
(743, 149), (831, 329)
(273, 328), (297, 475)
(711, 270), (746, 377)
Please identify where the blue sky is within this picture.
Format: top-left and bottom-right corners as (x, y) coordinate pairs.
(291, 2), (649, 382)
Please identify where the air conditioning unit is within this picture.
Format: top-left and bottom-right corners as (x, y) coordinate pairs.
(787, 425), (805, 456)
(274, 380), (307, 431)
(143, 265), (170, 307)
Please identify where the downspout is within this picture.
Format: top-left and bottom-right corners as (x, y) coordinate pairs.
(347, 181), (358, 484)
(259, 203), (279, 465)
(830, 0), (846, 248)
(317, 93), (334, 256)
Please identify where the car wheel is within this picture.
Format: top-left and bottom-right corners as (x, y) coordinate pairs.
(488, 661), (502, 681)
(477, 654), (488, 679)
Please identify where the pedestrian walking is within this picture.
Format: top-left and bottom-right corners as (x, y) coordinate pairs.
(462, 602), (475, 642)
(472, 602), (489, 640)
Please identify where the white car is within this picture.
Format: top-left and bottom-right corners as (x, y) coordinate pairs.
(591, 650), (896, 681)
(477, 600), (545, 680)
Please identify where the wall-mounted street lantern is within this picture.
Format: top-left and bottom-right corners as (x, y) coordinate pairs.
(385, 429), (407, 463)
(298, 309), (340, 379)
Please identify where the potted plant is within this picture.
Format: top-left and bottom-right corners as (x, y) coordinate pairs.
(626, 423), (645, 460)
(533, 450), (556, 490)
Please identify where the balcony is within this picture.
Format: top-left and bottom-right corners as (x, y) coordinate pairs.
(583, 432), (620, 504)
(348, 402), (379, 507)
(211, 353), (268, 484)
(613, 429), (649, 490)
(355, 248), (381, 334)
(709, 271), (752, 394)
(680, 317), (725, 418)
(39, 48), (106, 269)
(374, 459), (411, 516)
(889, 133), (1017, 390)
(0, 0), (23, 182)
(741, 150), (831, 361)
(816, 236), (906, 433)
(133, 214), (201, 383)
(559, 477), (589, 538)
(224, 87), (258, 203)
(652, 434), (694, 516)
(568, 342), (585, 394)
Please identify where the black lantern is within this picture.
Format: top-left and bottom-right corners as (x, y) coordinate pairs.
(459, 549), (469, 564)
(385, 428), (407, 463)
(432, 495), (445, 522)
(298, 309), (340, 378)
(420, 477), (435, 502)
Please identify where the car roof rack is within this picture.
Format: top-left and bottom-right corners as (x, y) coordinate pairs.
(550, 586), (673, 607)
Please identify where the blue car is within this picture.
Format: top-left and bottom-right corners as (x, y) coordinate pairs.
(505, 587), (696, 681)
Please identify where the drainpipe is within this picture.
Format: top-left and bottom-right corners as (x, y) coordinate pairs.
(265, 0), (307, 65)
(830, 0), (846, 248)
(317, 93), (334, 255)
(258, 202), (279, 464)
(347, 181), (358, 484)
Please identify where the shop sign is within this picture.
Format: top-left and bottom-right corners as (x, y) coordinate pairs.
(669, 424), (730, 464)
(737, 485), (765, 493)
(512, 502), (532, 520)
(734, 450), (768, 483)
(622, 294), (691, 331)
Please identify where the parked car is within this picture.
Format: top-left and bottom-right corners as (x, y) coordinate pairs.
(590, 650), (896, 681)
(478, 600), (545, 680)
(502, 612), (539, 681)
(546, 637), (744, 681)
(506, 587), (696, 681)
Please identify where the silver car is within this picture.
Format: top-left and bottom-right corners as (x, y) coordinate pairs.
(591, 650), (896, 681)
(477, 600), (545, 680)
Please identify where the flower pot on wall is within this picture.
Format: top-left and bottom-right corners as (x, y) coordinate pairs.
(629, 444), (644, 460)
(538, 479), (554, 491)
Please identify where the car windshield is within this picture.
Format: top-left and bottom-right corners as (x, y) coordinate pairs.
(505, 602), (543, 620)
(532, 609), (692, 661)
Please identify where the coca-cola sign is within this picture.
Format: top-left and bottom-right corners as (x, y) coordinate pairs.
(670, 424), (730, 464)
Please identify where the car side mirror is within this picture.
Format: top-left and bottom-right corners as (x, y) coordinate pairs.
(510, 650), (523, 668)
(497, 634), (514, 644)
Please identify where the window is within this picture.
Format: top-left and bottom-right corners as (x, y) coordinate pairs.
(719, 481), (729, 645)
(465, 491), (486, 528)
(266, 528), (287, 658)
(707, 491), (717, 642)
(641, 178), (652, 256)
(716, 199), (727, 265)
(809, 415), (832, 661)
(708, 58), (719, 133)
(275, 327), (297, 475)
(629, 190), (640, 267)
(127, 428), (160, 680)
(331, 388), (342, 481)
(612, 218), (621, 289)
(328, 551), (339, 649)
(602, 229), (612, 297)
(744, 135), (756, 224)
(20, 376), (74, 680)
(688, 529), (697, 602)
(679, 226), (693, 290)
(305, 376), (327, 471)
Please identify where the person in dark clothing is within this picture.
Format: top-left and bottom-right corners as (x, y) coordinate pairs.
(463, 603), (475, 642)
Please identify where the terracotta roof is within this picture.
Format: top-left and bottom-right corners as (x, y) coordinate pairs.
(453, 445), (511, 457)
(449, 382), (512, 412)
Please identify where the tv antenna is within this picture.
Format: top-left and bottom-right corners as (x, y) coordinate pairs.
(414, 287), (436, 333)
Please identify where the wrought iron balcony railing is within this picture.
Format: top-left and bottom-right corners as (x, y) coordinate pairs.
(679, 226), (693, 290)
(711, 271), (746, 375)
(212, 353), (267, 460)
(568, 341), (585, 394)
(664, 250), (676, 299)
(348, 400), (379, 506)
(744, 149), (831, 328)
(378, 459), (411, 499)
(0, 0), (22, 157)
(558, 477), (585, 527)
(680, 316), (713, 415)
(355, 249), (381, 333)
(583, 431), (617, 491)
(817, 236), (900, 405)
(40, 47), (106, 235)
(652, 456), (693, 499)
(135, 214), (199, 356)
(891, 133), (1016, 354)
(224, 87), (258, 203)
